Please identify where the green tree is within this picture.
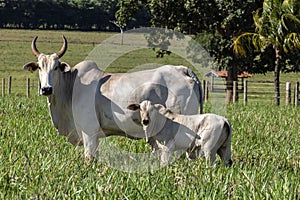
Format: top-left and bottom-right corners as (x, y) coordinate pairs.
(233, 0), (300, 105)
(118, 0), (262, 103)
(198, 1), (262, 103)
(0, 0), (122, 30)
(113, 0), (144, 44)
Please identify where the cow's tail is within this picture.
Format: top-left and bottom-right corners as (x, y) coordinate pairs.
(224, 119), (232, 146)
(222, 118), (233, 167)
(185, 68), (203, 114)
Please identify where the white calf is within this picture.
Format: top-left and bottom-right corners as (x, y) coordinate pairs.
(128, 100), (232, 166)
(127, 100), (199, 165)
(160, 104), (232, 166)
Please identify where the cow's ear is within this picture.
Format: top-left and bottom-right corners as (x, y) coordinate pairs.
(59, 62), (71, 72)
(127, 104), (140, 111)
(23, 62), (39, 73)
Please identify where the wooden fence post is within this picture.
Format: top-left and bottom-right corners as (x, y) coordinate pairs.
(204, 80), (209, 103)
(31, 79), (34, 92)
(233, 81), (237, 103)
(27, 78), (30, 97)
(1, 78), (5, 97)
(295, 82), (299, 106)
(244, 80), (248, 105)
(38, 79), (41, 95)
(286, 82), (291, 106)
(8, 76), (12, 95)
(202, 80), (206, 103)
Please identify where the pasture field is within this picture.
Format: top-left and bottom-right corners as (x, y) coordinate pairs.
(0, 29), (299, 77)
(0, 29), (194, 96)
(0, 96), (299, 199)
(1, 29), (299, 99)
(0, 29), (113, 81)
(0, 29), (299, 199)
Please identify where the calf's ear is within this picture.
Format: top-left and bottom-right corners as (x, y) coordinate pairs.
(154, 104), (166, 112)
(59, 62), (71, 72)
(23, 62), (39, 73)
(127, 104), (140, 111)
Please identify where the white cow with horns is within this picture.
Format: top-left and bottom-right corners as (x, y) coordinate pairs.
(23, 35), (203, 159)
(127, 100), (232, 166)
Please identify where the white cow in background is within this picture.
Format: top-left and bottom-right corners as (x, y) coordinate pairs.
(128, 100), (232, 166)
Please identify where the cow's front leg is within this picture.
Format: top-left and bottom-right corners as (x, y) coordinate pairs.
(82, 131), (99, 160)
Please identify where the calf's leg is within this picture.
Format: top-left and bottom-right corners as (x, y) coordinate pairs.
(203, 149), (217, 164)
(217, 144), (232, 167)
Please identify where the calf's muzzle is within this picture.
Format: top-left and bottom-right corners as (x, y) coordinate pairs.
(142, 119), (150, 126)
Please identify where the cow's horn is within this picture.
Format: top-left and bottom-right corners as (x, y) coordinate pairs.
(56, 35), (68, 58)
(31, 36), (40, 57)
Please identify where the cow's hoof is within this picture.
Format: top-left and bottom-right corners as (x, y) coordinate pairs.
(226, 159), (233, 167)
(85, 154), (97, 162)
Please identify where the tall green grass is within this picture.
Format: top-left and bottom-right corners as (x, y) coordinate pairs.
(0, 96), (299, 199)
(0, 29), (299, 199)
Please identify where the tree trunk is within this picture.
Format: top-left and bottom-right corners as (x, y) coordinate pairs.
(274, 45), (282, 106)
(226, 66), (238, 103)
(120, 27), (124, 45)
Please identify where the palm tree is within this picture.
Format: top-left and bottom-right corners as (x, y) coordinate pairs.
(233, 0), (300, 105)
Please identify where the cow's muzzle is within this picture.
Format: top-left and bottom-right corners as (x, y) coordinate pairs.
(41, 87), (53, 96)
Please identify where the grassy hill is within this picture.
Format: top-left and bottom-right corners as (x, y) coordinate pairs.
(0, 29), (299, 100)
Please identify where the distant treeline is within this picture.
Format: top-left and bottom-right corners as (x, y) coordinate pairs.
(0, 0), (149, 31)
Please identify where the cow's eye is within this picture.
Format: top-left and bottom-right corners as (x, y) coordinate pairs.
(54, 66), (58, 70)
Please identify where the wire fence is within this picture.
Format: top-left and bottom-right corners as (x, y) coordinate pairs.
(1, 75), (299, 106)
(203, 79), (299, 106)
